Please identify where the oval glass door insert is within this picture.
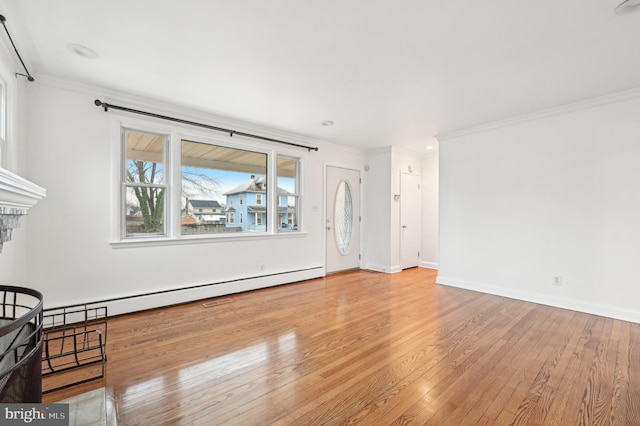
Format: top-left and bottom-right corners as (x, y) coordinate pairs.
(334, 180), (354, 255)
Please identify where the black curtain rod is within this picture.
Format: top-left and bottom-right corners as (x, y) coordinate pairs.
(94, 99), (319, 152)
(0, 15), (35, 82)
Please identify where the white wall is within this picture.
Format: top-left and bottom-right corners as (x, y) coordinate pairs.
(0, 39), (29, 285)
(363, 146), (424, 273)
(437, 89), (640, 323)
(421, 150), (438, 269)
(363, 147), (392, 272)
(22, 78), (366, 315)
(391, 147), (422, 272)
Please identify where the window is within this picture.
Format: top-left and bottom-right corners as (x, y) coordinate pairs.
(0, 81), (5, 167)
(122, 129), (167, 237)
(181, 139), (267, 235)
(118, 124), (301, 242)
(277, 156), (300, 231)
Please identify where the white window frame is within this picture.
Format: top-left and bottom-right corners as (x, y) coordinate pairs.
(277, 155), (302, 232)
(0, 78), (6, 168)
(120, 125), (171, 239)
(256, 193), (262, 205)
(110, 115), (305, 246)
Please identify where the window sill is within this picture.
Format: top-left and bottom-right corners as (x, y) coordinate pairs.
(109, 230), (308, 249)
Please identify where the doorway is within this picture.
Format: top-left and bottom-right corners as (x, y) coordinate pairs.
(400, 172), (421, 269)
(326, 166), (361, 273)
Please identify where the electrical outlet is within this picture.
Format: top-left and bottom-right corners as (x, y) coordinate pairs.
(552, 276), (563, 286)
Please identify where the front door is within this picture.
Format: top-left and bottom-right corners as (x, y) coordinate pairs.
(326, 166), (360, 273)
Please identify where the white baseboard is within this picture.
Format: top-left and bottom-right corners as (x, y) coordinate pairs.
(389, 265), (402, 274)
(364, 263), (401, 274)
(420, 261), (438, 269)
(436, 275), (640, 324)
(72, 267), (325, 316)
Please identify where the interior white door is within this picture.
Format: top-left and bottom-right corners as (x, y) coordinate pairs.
(326, 166), (360, 273)
(400, 172), (421, 269)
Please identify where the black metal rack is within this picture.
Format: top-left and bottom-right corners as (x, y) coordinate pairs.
(0, 286), (44, 403)
(41, 303), (107, 394)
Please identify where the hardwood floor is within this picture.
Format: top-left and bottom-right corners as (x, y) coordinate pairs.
(43, 268), (640, 425)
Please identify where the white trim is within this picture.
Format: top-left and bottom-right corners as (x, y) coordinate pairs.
(54, 267), (324, 316)
(0, 77), (5, 169)
(389, 265), (402, 274)
(109, 230), (309, 248)
(111, 113), (309, 244)
(324, 163), (364, 272)
(31, 74), (368, 156)
(0, 167), (46, 210)
(437, 86), (640, 141)
(436, 275), (640, 325)
(420, 261), (438, 269)
(364, 263), (402, 274)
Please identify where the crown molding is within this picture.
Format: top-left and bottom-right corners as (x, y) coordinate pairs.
(436, 86), (640, 141)
(30, 74), (367, 156)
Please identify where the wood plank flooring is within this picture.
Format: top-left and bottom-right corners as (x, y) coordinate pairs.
(43, 268), (640, 425)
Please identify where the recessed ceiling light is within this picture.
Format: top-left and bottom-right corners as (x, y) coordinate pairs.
(67, 43), (98, 59)
(426, 146), (434, 150)
(615, 0), (640, 14)
(321, 120), (334, 127)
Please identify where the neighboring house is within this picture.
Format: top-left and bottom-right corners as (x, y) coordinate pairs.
(224, 175), (295, 231)
(185, 199), (225, 224)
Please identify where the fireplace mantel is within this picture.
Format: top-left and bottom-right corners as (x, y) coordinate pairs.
(0, 167), (46, 252)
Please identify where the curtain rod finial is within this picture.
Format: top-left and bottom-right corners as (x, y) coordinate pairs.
(94, 99), (108, 111)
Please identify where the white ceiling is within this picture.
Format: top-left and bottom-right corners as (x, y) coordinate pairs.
(1, 0), (640, 152)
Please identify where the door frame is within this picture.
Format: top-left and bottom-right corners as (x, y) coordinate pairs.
(324, 163), (362, 274)
(400, 171), (421, 269)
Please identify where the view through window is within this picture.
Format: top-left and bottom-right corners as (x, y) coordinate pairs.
(121, 129), (301, 239)
(277, 155), (299, 231)
(181, 139), (268, 235)
(123, 129), (167, 236)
